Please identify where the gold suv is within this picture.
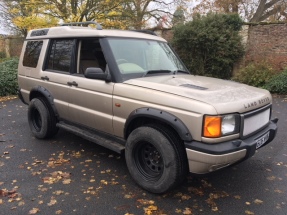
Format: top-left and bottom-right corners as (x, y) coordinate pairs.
(18, 22), (278, 193)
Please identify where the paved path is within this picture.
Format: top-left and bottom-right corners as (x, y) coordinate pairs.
(0, 96), (286, 215)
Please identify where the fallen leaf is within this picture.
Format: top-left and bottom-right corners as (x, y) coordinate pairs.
(254, 199), (263, 204)
(124, 194), (132, 199)
(183, 207), (192, 215)
(246, 202), (251, 205)
(100, 180), (108, 185)
(29, 208), (40, 214)
(18, 201), (25, 206)
(181, 194), (191, 201)
(47, 198), (57, 206)
(234, 195), (241, 199)
(137, 199), (155, 205)
(143, 205), (158, 215)
(245, 210), (254, 215)
(54, 190), (64, 195)
(62, 179), (71, 184)
(55, 210), (62, 214)
(274, 189), (283, 194)
(267, 176), (276, 181)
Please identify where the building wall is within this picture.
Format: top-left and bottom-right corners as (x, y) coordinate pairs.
(245, 23), (287, 70)
(0, 36), (24, 58)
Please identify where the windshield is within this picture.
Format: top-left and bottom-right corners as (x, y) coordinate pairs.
(107, 38), (189, 80)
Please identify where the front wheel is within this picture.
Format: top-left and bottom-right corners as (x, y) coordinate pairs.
(28, 98), (58, 139)
(125, 126), (186, 193)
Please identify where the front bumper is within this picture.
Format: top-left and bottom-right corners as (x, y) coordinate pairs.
(185, 119), (278, 174)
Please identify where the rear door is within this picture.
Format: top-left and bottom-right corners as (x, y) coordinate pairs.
(41, 39), (75, 120)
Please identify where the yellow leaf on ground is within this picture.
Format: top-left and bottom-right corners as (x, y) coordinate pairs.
(234, 195), (241, 199)
(62, 179), (71, 184)
(254, 199), (263, 204)
(183, 207), (192, 215)
(29, 208), (40, 214)
(245, 210), (255, 215)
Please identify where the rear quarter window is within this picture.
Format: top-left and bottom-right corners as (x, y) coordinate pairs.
(23, 41), (43, 68)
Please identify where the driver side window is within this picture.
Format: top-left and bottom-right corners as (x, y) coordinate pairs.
(78, 39), (107, 74)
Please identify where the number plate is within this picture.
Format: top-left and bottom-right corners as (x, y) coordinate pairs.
(255, 131), (270, 149)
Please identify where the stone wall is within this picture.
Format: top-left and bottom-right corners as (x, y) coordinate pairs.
(0, 36), (24, 58)
(245, 23), (287, 70)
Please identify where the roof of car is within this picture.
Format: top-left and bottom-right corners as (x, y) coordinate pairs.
(26, 26), (166, 42)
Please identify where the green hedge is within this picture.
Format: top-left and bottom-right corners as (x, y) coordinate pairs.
(264, 69), (287, 94)
(233, 61), (277, 88)
(172, 13), (244, 79)
(0, 58), (19, 96)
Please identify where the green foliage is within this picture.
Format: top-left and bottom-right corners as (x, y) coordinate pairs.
(233, 61), (277, 88)
(264, 69), (287, 94)
(0, 51), (6, 59)
(0, 58), (19, 96)
(172, 13), (244, 79)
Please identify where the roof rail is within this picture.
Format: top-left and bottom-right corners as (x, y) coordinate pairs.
(61, 21), (102, 30)
(131, 30), (157, 36)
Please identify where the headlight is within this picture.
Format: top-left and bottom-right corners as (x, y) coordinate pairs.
(203, 114), (240, 138)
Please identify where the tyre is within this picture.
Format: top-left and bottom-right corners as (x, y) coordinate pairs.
(125, 126), (187, 193)
(28, 98), (58, 139)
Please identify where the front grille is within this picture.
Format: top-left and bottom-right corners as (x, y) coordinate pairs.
(242, 106), (271, 137)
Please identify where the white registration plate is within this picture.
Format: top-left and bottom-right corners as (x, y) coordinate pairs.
(255, 131), (270, 149)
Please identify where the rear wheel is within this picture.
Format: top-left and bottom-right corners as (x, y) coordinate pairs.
(28, 98), (58, 139)
(125, 126), (187, 193)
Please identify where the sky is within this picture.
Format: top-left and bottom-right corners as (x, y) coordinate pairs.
(0, 28), (8, 34)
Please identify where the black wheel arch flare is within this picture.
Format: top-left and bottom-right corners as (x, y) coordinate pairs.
(29, 86), (59, 118)
(124, 107), (193, 142)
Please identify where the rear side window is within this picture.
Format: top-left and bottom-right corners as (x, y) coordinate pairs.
(23, 41), (43, 68)
(46, 39), (74, 72)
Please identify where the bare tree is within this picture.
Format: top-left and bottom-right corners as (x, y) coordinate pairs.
(193, 0), (287, 22)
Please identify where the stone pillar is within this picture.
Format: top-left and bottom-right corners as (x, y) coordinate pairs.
(4, 38), (11, 58)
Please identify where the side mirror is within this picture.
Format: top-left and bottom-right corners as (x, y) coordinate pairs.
(84, 68), (111, 82)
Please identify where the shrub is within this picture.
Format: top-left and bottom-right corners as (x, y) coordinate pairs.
(233, 61), (277, 88)
(264, 69), (287, 94)
(0, 51), (6, 59)
(0, 58), (19, 96)
(172, 13), (244, 79)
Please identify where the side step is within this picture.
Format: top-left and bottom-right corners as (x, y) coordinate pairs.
(57, 122), (125, 154)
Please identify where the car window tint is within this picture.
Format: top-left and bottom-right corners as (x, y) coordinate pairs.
(23, 41), (43, 68)
(47, 39), (74, 72)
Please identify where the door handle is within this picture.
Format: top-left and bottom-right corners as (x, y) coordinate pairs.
(41, 76), (49, 81)
(67, 81), (78, 87)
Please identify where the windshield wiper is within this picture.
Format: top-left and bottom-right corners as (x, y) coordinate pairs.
(142, 70), (172, 77)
